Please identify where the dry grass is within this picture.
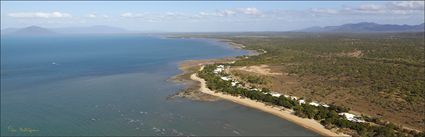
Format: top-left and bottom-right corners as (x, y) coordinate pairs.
(263, 66), (425, 131)
(233, 65), (282, 76)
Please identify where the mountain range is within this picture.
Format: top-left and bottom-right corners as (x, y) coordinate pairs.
(297, 22), (424, 32)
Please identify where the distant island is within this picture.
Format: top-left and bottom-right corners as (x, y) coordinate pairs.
(8, 26), (57, 35)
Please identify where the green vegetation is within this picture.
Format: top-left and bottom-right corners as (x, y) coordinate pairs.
(199, 64), (424, 137)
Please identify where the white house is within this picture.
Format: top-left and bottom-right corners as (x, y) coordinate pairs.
(220, 76), (231, 81)
(213, 65), (225, 74)
(283, 94), (289, 98)
(231, 81), (239, 86)
(339, 112), (365, 123)
(321, 104), (330, 108)
(290, 96), (298, 100)
(309, 102), (320, 107)
(270, 93), (281, 97)
(298, 99), (305, 104)
(213, 68), (223, 74)
(250, 88), (260, 91)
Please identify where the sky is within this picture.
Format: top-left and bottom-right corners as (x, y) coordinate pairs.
(1, 1), (424, 32)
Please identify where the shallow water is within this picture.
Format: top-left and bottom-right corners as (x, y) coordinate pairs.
(1, 34), (318, 136)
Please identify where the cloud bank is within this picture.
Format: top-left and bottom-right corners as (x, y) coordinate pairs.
(8, 11), (72, 18)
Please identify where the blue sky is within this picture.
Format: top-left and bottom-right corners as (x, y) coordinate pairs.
(1, 1), (424, 32)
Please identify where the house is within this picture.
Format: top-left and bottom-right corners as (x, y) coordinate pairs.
(339, 113), (357, 121)
(309, 102), (320, 107)
(339, 112), (365, 123)
(220, 76), (231, 81)
(231, 81), (239, 86)
(213, 68), (222, 74)
(250, 88), (260, 91)
(270, 93), (281, 97)
(298, 99), (305, 104)
(213, 65), (225, 74)
(283, 95), (289, 98)
(321, 104), (330, 108)
(290, 96), (298, 100)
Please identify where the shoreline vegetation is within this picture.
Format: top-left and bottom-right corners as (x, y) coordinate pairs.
(170, 37), (424, 137)
(191, 65), (345, 137)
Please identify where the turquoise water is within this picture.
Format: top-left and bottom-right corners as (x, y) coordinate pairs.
(1, 34), (318, 136)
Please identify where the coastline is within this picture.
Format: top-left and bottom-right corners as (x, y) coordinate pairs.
(170, 39), (346, 136)
(191, 66), (347, 137)
(168, 58), (238, 101)
(168, 38), (258, 101)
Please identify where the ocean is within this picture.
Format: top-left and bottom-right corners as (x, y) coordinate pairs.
(1, 34), (318, 136)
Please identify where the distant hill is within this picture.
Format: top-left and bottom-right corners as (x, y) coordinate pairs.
(298, 22), (425, 32)
(2, 25), (128, 35)
(9, 26), (56, 35)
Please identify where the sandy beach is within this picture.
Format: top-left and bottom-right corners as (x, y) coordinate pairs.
(190, 66), (348, 137)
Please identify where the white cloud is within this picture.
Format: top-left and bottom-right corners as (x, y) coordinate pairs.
(345, 1), (424, 15)
(121, 12), (145, 18)
(306, 2), (424, 15)
(8, 11), (72, 18)
(389, 1), (424, 10)
(198, 10), (235, 17)
(199, 11), (221, 17)
(87, 13), (97, 18)
(239, 8), (261, 15)
(358, 4), (384, 11)
(85, 13), (109, 18)
(165, 12), (176, 16)
(199, 7), (262, 17)
(121, 12), (133, 18)
(220, 9), (237, 16)
(349, 4), (387, 14)
(119, 12), (193, 22)
(310, 8), (339, 14)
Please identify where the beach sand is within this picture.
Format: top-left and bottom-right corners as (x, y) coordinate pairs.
(190, 66), (348, 137)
